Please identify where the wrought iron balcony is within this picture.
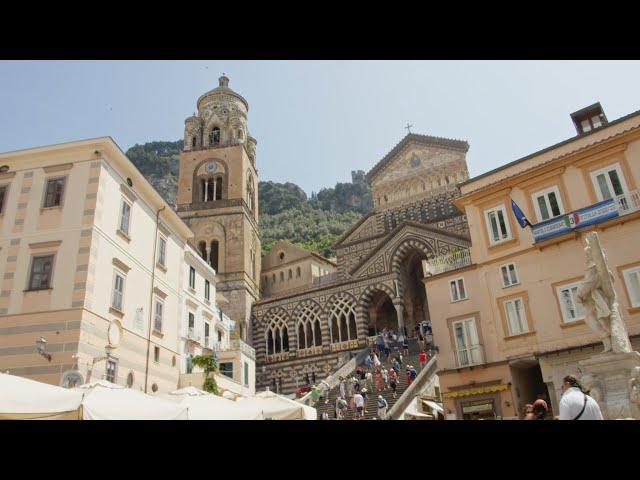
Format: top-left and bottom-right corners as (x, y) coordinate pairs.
(454, 344), (484, 368)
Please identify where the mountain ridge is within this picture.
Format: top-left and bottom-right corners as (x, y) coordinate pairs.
(125, 140), (372, 257)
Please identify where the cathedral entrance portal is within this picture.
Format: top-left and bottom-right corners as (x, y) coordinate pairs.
(398, 248), (429, 338)
(366, 290), (398, 337)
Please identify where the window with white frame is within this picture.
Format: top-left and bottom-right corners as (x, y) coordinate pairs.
(449, 278), (467, 302)
(157, 235), (167, 267)
(500, 263), (519, 288)
(556, 281), (585, 323)
(204, 321), (210, 346)
(154, 298), (163, 332)
(622, 266), (640, 308)
(205, 279), (210, 301)
(153, 346), (160, 363)
(111, 270), (125, 311)
(591, 163), (628, 201)
(532, 186), (564, 222)
(119, 198), (132, 235)
(485, 205), (512, 245)
(452, 317), (482, 367)
(503, 297), (528, 336)
(189, 266), (196, 289)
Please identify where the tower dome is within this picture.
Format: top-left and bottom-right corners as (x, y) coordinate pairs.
(184, 74), (250, 151)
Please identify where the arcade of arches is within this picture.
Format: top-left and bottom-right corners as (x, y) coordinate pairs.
(253, 230), (470, 393)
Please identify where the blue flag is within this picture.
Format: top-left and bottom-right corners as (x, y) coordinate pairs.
(510, 198), (531, 228)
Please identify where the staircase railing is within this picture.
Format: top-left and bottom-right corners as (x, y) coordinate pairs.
(387, 355), (438, 420)
(297, 344), (372, 407)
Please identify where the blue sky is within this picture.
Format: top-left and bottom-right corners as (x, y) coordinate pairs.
(1, 61), (639, 195)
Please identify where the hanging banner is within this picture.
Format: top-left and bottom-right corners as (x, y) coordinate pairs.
(532, 198), (619, 243)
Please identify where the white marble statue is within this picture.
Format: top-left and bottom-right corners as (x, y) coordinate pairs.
(576, 232), (632, 354)
(629, 366), (640, 405)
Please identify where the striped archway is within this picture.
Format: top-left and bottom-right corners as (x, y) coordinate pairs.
(358, 283), (399, 337)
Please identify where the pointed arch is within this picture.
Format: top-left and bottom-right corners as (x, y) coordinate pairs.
(263, 307), (292, 358)
(292, 300), (323, 351)
(325, 292), (358, 343)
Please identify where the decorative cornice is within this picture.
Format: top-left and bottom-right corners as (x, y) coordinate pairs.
(112, 257), (131, 273)
(28, 240), (62, 249)
(43, 163), (73, 173)
(119, 183), (137, 203)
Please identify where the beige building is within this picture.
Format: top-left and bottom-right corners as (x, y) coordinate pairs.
(260, 240), (337, 297)
(0, 137), (196, 393)
(179, 246), (256, 395)
(424, 103), (640, 419)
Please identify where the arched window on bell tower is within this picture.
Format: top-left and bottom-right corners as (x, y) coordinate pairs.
(210, 240), (219, 272)
(192, 136), (197, 149)
(210, 127), (221, 146)
(198, 241), (207, 261)
(215, 177), (223, 200)
(246, 173), (254, 211)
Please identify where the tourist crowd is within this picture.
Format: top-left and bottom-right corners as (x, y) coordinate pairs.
(312, 325), (434, 420)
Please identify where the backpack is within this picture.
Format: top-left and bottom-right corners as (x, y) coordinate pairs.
(378, 398), (387, 409)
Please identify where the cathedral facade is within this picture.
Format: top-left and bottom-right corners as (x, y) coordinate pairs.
(252, 133), (472, 393)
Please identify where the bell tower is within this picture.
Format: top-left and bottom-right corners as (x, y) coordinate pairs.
(176, 75), (260, 342)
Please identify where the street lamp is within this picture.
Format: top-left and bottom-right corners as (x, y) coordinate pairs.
(35, 337), (52, 362)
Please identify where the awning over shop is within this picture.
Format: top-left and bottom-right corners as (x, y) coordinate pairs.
(0, 373), (84, 420)
(442, 383), (509, 399)
(422, 399), (444, 414)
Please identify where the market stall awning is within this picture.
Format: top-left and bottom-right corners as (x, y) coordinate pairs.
(442, 383), (509, 399)
(78, 385), (188, 420)
(0, 373), (84, 420)
(160, 388), (263, 420)
(235, 390), (316, 420)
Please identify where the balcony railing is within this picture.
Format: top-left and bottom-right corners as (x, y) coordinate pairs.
(616, 189), (640, 215)
(176, 198), (248, 213)
(428, 249), (472, 275)
(214, 338), (256, 360)
(297, 345), (323, 358)
(312, 272), (338, 285)
(454, 344), (484, 368)
(531, 190), (639, 243)
(185, 328), (200, 342)
(330, 339), (359, 352)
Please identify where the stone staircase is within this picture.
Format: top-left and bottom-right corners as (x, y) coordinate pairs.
(315, 338), (427, 420)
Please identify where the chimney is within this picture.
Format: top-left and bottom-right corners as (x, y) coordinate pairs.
(570, 102), (608, 135)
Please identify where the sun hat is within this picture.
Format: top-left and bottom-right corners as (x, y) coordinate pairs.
(532, 399), (548, 411)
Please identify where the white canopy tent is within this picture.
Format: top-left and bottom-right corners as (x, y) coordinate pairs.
(0, 373), (84, 420)
(77, 382), (188, 420)
(159, 387), (264, 420)
(236, 390), (317, 420)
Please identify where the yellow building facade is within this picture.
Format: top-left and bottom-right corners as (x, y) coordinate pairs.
(425, 104), (640, 419)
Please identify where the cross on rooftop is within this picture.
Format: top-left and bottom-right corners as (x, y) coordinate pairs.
(405, 123), (413, 134)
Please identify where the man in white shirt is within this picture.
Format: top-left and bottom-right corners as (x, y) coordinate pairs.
(353, 392), (364, 420)
(558, 375), (604, 420)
